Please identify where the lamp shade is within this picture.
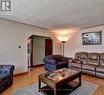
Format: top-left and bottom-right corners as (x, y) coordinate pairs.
(51, 29), (78, 42)
(58, 36), (69, 42)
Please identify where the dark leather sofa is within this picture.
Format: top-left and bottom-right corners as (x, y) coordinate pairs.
(0, 65), (15, 93)
(43, 55), (69, 71)
(69, 52), (104, 78)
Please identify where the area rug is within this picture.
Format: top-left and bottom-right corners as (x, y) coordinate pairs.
(12, 81), (98, 95)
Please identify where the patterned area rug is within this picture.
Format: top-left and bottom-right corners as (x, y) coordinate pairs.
(12, 81), (98, 95)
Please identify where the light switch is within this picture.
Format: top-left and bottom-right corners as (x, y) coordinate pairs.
(19, 45), (21, 49)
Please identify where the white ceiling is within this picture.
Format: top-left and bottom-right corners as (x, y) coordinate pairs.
(0, 0), (104, 29)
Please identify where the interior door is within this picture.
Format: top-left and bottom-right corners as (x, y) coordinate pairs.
(45, 39), (53, 56)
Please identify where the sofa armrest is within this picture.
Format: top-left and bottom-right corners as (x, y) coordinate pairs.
(57, 60), (69, 68)
(43, 58), (56, 64)
(0, 74), (9, 80)
(0, 65), (15, 76)
(66, 57), (73, 60)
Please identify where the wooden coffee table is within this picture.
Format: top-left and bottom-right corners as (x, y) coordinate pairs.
(38, 68), (81, 95)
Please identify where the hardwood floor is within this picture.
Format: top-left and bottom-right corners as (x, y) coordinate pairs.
(2, 66), (104, 95)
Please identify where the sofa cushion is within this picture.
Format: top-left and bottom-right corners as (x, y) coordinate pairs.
(87, 53), (100, 66)
(100, 53), (104, 66)
(96, 72), (104, 78)
(75, 52), (87, 64)
(53, 55), (63, 61)
(100, 60), (104, 66)
(82, 69), (95, 75)
(89, 55), (98, 60)
(96, 66), (104, 73)
(82, 64), (96, 71)
(87, 61), (99, 66)
(100, 53), (104, 60)
(70, 63), (81, 69)
(75, 52), (87, 59)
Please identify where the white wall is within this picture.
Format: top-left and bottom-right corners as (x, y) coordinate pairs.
(65, 25), (104, 57)
(0, 18), (61, 74)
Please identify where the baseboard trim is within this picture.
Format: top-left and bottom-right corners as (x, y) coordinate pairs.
(31, 64), (44, 67)
(14, 71), (28, 76)
(14, 64), (44, 76)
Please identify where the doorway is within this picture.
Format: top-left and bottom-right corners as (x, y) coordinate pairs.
(27, 35), (53, 67)
(45, 39), (53, 56)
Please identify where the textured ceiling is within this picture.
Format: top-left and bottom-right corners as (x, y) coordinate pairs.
(0, 0), (104, 29)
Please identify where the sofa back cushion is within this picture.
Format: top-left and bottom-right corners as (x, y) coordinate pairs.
(100, 53), (104, 66)
(87, 53), (100, 66)
(45, 55), (53, 59)
(44, 55), (64, 62)
(75, 52), (87, 64)
(53, 55), (63, 61)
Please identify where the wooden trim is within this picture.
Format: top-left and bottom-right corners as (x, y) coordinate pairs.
(32, 64), (44, 67)
(14, 71), (28, 77)
(31, 37), (33, 67)
(30, 35), (52, 67)
(31, 35), (51, 38)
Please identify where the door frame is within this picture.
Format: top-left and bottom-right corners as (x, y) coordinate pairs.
(27, 36), (33, 67)
(27, 35), (52, 67)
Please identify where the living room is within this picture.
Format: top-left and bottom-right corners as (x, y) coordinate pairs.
(0, 0), (104, 95)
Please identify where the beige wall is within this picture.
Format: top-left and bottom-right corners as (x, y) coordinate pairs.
(65, 25), (104, 57)
(0, 18), (61, 74)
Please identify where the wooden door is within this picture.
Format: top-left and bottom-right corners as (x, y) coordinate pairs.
(45, 39), (53, 56)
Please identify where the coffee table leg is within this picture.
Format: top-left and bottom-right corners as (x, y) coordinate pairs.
(54, 88), (57, 95)
(38, 80), (41, 92)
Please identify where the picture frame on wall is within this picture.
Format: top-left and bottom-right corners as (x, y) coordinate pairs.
(82, 31), (102, 45)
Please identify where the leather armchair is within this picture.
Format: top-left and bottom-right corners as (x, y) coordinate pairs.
(43, 55), (69, 71)
(0, 65), (15, 93)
